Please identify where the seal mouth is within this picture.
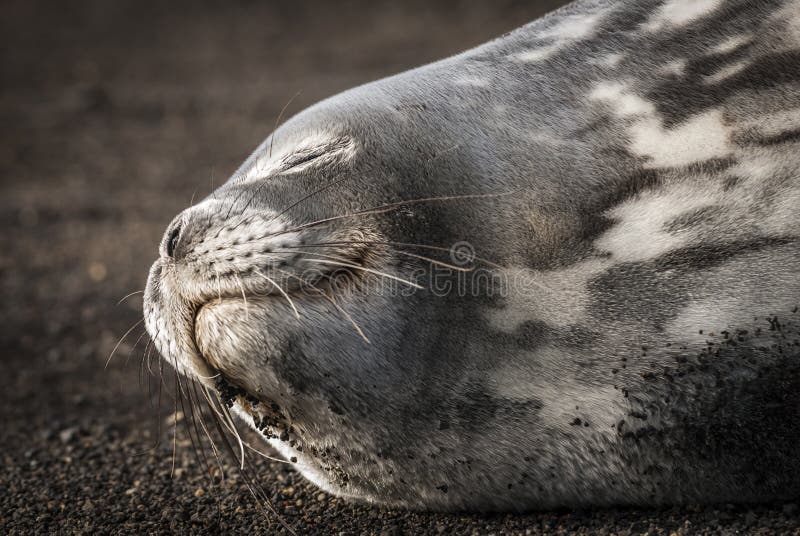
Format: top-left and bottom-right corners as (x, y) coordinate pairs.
(213, 374), (292, 440)
(185, 248), (384, 443)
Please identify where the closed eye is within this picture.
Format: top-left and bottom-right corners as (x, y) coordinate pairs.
(278, 136), (355, 174)
(281, 146), (331, 170)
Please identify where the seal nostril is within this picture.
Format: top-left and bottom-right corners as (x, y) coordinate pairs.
(167, 225), (181, 257)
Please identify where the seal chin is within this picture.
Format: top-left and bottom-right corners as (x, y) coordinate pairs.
(193, 298), (370, 501)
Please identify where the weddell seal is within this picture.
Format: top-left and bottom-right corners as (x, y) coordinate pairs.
(144, 0), (800, 511)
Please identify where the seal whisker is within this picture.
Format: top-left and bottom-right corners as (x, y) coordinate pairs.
(233, 171), (363, 235)
(210, 166), (216, 198)
(395, 250), (473, 271)
(187, 378), (229, 491)
(309, 258), (423, 289)
(141, 337), (155, 401)
(254, 175), (353, 223)
(425, 142), (462, 165)
(194, 384), (229, 483)
(215, 398), (288, 527)
(139, 326), (160, 406)
(281, 240), (555, 293)
(223, 91), (304, 221)
(202, 387), (294, 533)
(187, 381), (229, 516)
(272, 248), (432, 293)
(270, 248), (423, 292)
(323, 289), (371, 344)
(194, 371), (222, 380)
(238, 171), (354, 224)
(116, 289), (144, 306)
(252, 268), (301, 319)
(131, 334), (166, 458)
(203, 390), (270, 520)
(141, 337), (153, 373)
(201, 165), (219, 234)
(274, 267), (371, 343)
(125, 327), (147, 372)
(240, 441), (293, 464)
(289, 240), (504, 269)
(150, 342), (162, 443)
(269, 90), (302, 159)
(144, 341), (158, 379)
(105, 318), (144, 369)
(128, 328), (148, 383)
(218, 393), (247, 471)
(170, 373), (179, 478)
(279, 244), (473, 272)
(171, 354), (221, 495)
(146, 325), (176, 399)
(154, 356), (165, 449)
(234, 273), (249, 320)
(271, 191), (517, 238)
(132, 350), (165, 458)
(129, 327), (150, 387)
(198, 386), (290, 464)
(180, 376), (215, 478)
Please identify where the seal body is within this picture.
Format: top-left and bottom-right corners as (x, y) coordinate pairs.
(144, 0), (800, 510)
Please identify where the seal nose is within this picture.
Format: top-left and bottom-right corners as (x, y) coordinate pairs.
(164, 222), (182, 259)
(160, 202), (214, 260)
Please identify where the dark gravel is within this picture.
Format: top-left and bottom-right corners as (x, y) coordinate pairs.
(2, 0), (799, 533)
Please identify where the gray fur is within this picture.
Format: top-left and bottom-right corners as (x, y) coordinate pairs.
(144, 0), (800, 510)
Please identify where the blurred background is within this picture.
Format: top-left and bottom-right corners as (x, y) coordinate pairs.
(2, 1), (797, 533)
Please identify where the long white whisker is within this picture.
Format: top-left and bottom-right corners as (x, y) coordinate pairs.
(269, 90), (302, 159)
(324, 292), (370, 344)
(279, 246), (471, 273)
(273, 267), (370, 344)
(200, 387), (291, 464)
(272, 191), (517, 238)
(171, 374), (179, 478)
(253, 268), (301, 319)
(194, 371), (222, 380)
(106, 318), (144, 369)
(234, 273), (249, 320)
(116, 289), (144, 306)
(311, 259), (423, 289)
(219, 397), (246, 470)
(189, 382), (226, 480)
(287, 239), (504, 269)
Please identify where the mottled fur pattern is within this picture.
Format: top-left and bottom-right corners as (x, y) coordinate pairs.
(144, 0), (800, 510)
